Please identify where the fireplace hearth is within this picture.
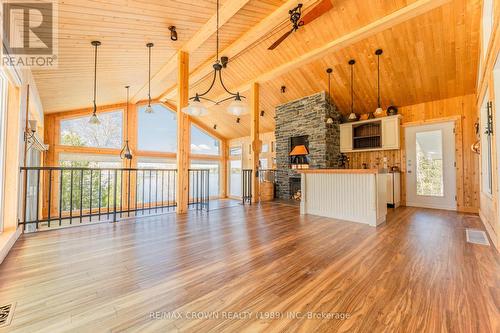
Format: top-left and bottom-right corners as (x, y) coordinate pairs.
(289, 177), (301, 201)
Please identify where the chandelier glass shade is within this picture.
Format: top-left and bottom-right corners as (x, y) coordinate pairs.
(120, 86), (133, 162)
(181, 94), (209, 116)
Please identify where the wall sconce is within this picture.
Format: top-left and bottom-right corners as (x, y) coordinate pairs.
(25, 119), (48, 151)
(168, 26), (178, 41)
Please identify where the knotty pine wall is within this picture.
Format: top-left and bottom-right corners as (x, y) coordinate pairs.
(345, 94), (479, 214)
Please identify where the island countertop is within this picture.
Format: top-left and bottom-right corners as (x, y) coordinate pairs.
(296, 168), (380, 174)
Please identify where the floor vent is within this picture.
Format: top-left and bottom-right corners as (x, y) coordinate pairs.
(466, 229), (490, 246)
(0, 303), (15, 328)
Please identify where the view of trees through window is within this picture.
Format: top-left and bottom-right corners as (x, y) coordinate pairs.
(60, 111), (123, 149)
(416, 131), (444, 197)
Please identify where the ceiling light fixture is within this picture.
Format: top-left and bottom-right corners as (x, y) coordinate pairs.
(281, 85), (286, 93)
(120, 85), (133, 164)
(182, 0), (246, 117)
(326, 68), (334, 124)
(374, 49), (384, 117)
(168, 26), (178, 41)
(213, 124), (217, 130)
(347, 59), (358, 122)
(236, 117), (240, 123)
(145, 42), (154, 114)
(89, 41), (101, 125)
(260, 110), (265, 117)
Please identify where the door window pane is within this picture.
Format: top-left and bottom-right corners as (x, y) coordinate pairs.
(230, 160), (242, 197)
(416, 130), (444, 197)
(191, 125), (220, 155)
(230, 146), (242, 156)
(60, 110), (123, 148)
(138, 104), (177, 152)
(190, 160), (220, 197)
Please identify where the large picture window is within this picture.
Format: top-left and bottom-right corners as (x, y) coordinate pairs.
(60, 110), (123, 149)
(191, 124), (220, 155)
(190, 160), (220, 197)
(138, 104), (177, 152)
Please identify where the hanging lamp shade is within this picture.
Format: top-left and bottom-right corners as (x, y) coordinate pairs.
(182, 95), (208, 116)
(89, 41), (101, 125)
(120, 86), (133, 161)
(325, 68), (334, 124)
(374, 49), (384, 117)
(145, 43), (154, 114)
(347, 59), (358, 122)
(227, 93), (248, 116)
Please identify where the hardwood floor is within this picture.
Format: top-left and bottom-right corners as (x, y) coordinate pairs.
(0, 203), (498, 332)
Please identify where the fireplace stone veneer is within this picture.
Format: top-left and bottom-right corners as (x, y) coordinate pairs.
(274, 91), (341, 199)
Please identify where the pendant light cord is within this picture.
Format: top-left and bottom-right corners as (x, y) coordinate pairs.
(216, 0), (219, 62)
(350, 63), (354, 113)
(126, 86), (129, 141)
(93, 43), (97, 112)
(377, 53), (380, 108)
(148, 46), (151, 104)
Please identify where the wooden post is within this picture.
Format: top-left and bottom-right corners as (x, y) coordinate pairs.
(250, 82), (261, 203)
(176, 51), (190, 213)
(220, 139), (228, 198)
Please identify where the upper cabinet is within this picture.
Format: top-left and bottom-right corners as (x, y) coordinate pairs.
(340, 115), (401, 153)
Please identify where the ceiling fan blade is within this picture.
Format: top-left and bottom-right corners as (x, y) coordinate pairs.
(301, 0), (333, 25)
(268, 29), (294, 50)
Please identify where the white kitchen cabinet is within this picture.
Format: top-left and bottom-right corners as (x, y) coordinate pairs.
(339, 115), (401, 153)
(339, 123), (353, 152)
(382, 116), (400, 149)
(387, 172), (401, 208)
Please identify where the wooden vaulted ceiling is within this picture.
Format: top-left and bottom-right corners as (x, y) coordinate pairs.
(34, 0), (481, 140)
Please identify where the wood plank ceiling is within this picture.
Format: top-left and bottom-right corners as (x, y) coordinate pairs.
(34, 0), (480, 140)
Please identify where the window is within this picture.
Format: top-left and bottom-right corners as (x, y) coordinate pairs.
(229, 160), (242, 197)
(259, 158), (268, 170)
(138, 104), (177, 152)
(58, 154), (122, 212)
(480, 93), (493, 195)
(137, 158), (176, 206)
(60, 110), (123, 148)
(191, 124), (220, 155)
(190, 160), (220, 197)
(261, 143), (269, 153)
(230, 146), (242, 156)
(0, 71), (8, 232)
(416, 130), (444, 197)
(482, 0), (494, 60)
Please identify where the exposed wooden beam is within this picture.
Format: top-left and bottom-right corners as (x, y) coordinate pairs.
(159, 0), (316, 101)
(212, 0), (451, 102)
(176, 51), (190, 214)
(131, 0), (252, 103)
(250, 82), (261, 203)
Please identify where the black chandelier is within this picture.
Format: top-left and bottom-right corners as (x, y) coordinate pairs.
(182, 0), (247, 117)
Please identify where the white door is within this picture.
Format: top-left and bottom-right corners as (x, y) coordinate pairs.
(405, 121), (456, 210)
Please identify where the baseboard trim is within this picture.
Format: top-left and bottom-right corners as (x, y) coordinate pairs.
(479, 210), (499, 252)
(0, 226), (22, 264)
(405, 202), (457, 211)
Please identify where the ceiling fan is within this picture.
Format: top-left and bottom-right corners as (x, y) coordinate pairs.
(268, 0), (333, 50)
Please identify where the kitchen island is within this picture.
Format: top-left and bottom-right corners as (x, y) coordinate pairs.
(297, 169), (387, 226)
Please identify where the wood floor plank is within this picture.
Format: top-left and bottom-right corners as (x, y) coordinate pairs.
(0, 204), (498, 332)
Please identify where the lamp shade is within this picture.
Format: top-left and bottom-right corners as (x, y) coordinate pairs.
(289, 145), (309, 156)
(227, 97), (248, 116)
(144, 104), (154, 114)
(88, 113), (101, 125)
(182, 98), (208, 116)
(374, 107), (384, 117)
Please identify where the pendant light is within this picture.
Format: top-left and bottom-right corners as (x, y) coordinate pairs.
(374, 49), (384, 117)
(120, 86), (133, 164)
(144, 42), (154, 114)
(89, 41), (101, 125)
(182, 0), (246, 117)
(347, 59), (358, 122)
(326, 68), (334, 124)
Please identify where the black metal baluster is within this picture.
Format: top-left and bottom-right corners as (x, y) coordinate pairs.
(149, 170), (152, 214)
(155, 170), (158, 213)
(173, 170), (176, 209)
(142, 170), (145, 215)
(167, 170), (170, 211)
(127, 169), (131, 217)
(59, 170), (63, 226)
(79, 169), (83, 223)
(135, 170), (139, 216)
(161, 170), (164, 212)
(113, 169), (117, 222)
(89, 169), (93, 222)
(35, 169), (40, 229)
(69, 169), (74, 224)
(207, 170), (210, 211)
(120, 169), (123, 218)
(47, 169), (52, 228)
(107, 170), (110, 219)
(98, 170), (102, 221)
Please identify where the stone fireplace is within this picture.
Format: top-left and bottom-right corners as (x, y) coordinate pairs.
(274, 91), (341, 200)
